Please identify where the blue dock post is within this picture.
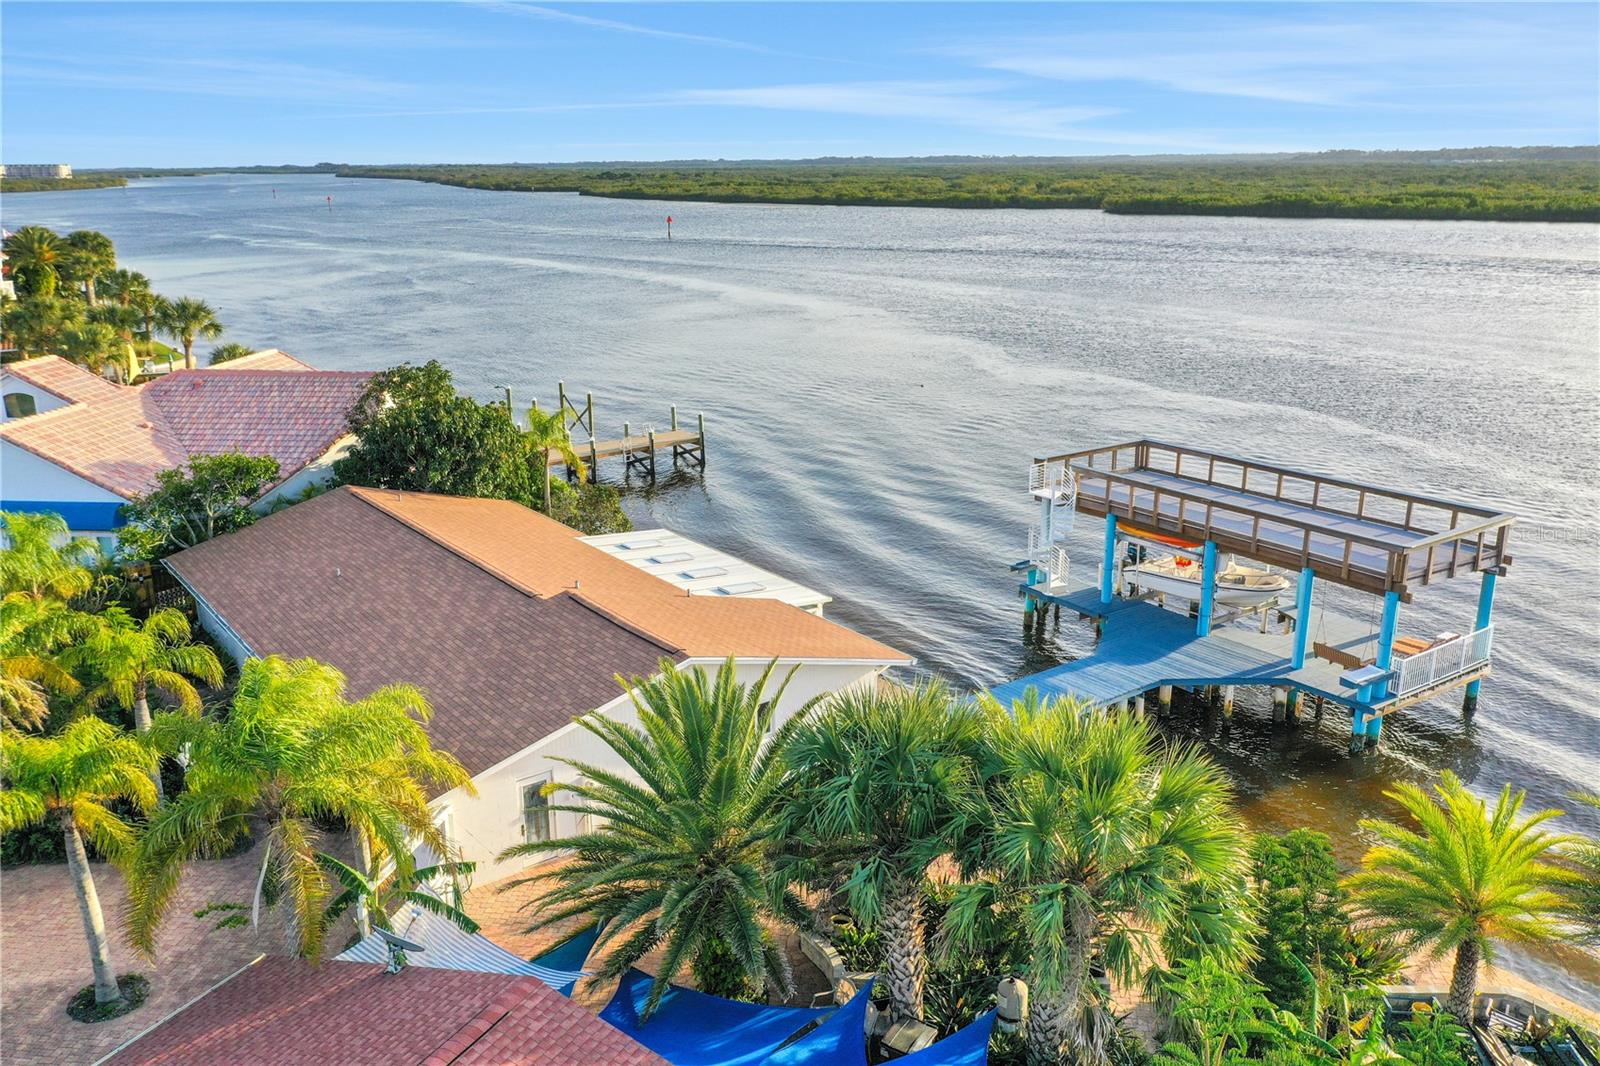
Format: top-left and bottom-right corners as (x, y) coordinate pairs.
(1291, 568), (1315, 669)
(1462, 572), (1497, 713)
(1195, 541), (1218, 637)
(1100, 514), (1118, 604)
(1362, 590), (1401, 747)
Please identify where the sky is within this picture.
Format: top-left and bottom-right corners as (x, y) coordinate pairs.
(1, 1), (1596, 166)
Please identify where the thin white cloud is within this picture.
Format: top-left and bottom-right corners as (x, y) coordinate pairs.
(469, 2), (775, 53)
(668, 80), (1125, 143)
(5, 55), (413, 102)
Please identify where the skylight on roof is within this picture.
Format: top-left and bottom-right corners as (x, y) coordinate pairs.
(648, 552), (694, 564)
(681, 566), (728, 579)
(617, 540), (662, 550)
(716, 581), (767, 595)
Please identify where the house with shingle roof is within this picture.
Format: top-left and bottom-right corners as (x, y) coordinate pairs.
(0, 351), (369, 546)
(100, 955), (668, 1066)
(164, 485), (912, 881)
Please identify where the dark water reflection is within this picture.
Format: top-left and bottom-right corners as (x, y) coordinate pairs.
(14, 174), (1598, 1006)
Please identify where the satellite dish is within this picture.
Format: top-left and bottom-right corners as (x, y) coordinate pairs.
(376, 927), (425, 974)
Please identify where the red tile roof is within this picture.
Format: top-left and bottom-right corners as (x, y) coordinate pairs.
(0, 355), (369, 499)
(102, 956), (667, 1066)
(204, 348), (313, 372)
(164, 487), (910, 777)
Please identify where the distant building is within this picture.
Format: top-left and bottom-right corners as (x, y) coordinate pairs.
(0, 351), (370, 546)
(0, 164), (73, 179)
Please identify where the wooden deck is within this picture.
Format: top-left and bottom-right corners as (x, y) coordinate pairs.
(547, 428), (704, 482)
(1039, 440), (1515, 597)
(996, 585), (1384, 711)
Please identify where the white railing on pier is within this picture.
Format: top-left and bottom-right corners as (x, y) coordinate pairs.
(1390, 625), (1494, 698)
(1024, 531), (1071, 589)
(1030, 459), (1069, 498)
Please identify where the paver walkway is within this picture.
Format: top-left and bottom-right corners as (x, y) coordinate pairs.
(1, 843), (286, 1066)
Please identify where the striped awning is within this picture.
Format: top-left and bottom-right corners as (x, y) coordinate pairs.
(336, 897), (586, 991)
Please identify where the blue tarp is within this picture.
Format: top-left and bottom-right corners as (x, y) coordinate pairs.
(600, 969), (838, 1066)
(894, 1012), (998, 1066)
(762, 978), (873, 1066)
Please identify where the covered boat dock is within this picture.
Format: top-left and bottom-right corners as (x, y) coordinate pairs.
(1003, 440), (1515, 750)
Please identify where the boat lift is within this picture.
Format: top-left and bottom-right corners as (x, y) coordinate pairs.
(996, 440), (1516, 752)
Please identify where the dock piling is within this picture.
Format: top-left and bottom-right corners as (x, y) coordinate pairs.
(1158, 685), (1173, 714)
(1271, 687), (1288, 723)
(1220, 685), (1235, 718)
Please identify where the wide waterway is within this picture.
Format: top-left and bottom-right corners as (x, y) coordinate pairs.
(12, 173), (1599, 1006)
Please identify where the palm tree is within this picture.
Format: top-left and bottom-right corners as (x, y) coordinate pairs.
(156, 297), (223, 370)
(129, 288), (168, 346)
(0, 595), (83, 731)
(3, 295), (81, 358)
(208, 342), (256, 365)
(100, 268), (151, 308)
(1344, 772), (1576, 1021)
(945, 696), (1250, 1066)
(0, 717), (157, 1005)
(0, 511), (94, 602)
(524, 401), (587, 516)
(126, 655), (470, 962)
(61, 231), (117, 306)
(57, 323), (119, 377)
(3, 226), (61, 297)
(321, 850), (479, 941)
(780, 682), (981, 1023)
(1562, 792), (1600, 945)
(496, 658), (811, 1014)
(65, 606), (223, 800)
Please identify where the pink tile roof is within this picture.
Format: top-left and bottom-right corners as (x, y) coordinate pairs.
(103, 957), (668, 1066)
(0, 355), (370, 499)
(204, 348), (314, 372)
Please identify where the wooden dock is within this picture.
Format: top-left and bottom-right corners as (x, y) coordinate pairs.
(511, 381), (705, 484)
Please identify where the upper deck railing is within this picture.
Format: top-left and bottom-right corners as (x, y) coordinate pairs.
(1033, 440), (1515, 597)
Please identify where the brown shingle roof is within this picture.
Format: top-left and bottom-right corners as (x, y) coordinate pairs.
(102, 956), (667, 1066)
(165, 487), (909, 777)
(0, 355), (369, 499)
(164, 487), (673, 777)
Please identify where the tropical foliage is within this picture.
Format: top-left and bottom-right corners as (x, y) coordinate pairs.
(156, 297), (224, 370)
(496, 658), (809, 1014)
(334, 360), (632, 535)
(126, 655), (470, 962)
(119, 452), (281, 561)
(0, 717), (157, 1005)
(946, 696), (1252, 1066)
(1344, 772), (1576, 1020)
(781, 681), (982, 1023)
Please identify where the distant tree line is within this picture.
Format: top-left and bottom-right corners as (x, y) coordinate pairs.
(0, 175), (127, 194)
(337, 159), (1600, 222)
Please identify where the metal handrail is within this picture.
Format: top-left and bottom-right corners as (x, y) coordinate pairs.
(1390, 625), (1494, 697)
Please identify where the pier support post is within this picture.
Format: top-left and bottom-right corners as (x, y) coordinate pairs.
(1462, 572), (1497, 714)
(1271, 687), (1288, 723)
(588, 437), (599, 484)
(647, 429), (658, 480)
(697, 412), (707, 468)
(1196, 541), (1218, 637)
(1291, 568), (1314, 669)
(1367, 590), (1401, 746)
(1158, 685), (1173, 714)
(1133, 694), (1146, 715)
(1285, 689), (1300, 722)
(1100, 515), (1118, 605)
(1220, 685), (1235, 718)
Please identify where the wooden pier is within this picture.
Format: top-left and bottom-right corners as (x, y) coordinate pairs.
(1001, 439), (1515, 753)
(509, 381), (706, 484)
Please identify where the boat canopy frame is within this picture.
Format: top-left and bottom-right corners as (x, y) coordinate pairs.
(1035, 439), (1515, 599)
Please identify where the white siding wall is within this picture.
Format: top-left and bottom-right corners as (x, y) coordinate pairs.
(0, 442), (122, 504)
(254, 435), (357, 512)
(435, 659), (888, 883)
(1, 380), (69, 420)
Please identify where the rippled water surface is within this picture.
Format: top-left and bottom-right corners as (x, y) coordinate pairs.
(13, 173), (1599, 1004)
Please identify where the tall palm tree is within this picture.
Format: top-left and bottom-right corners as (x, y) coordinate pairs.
(524, 401), (587, 516)
(0, 717), (157, 1005)
(780, 682), (982, 1023)
(65, 606), (223, 799)
(496, 658), (811, 1015)
(0, 593), (87, 732)
(156, 297), (224, 370)
(100, 268), (151, 308)
(61, 231), (117, 306)
(2, 226), (61, 297)
(1345, 772), (1577, 1021)
(126, 655), (470, 962)
(945, 695), (1250, 1066)
(128, 287), (168, 345)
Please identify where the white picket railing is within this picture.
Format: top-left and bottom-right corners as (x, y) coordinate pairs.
(1390, 625), (1494, 698)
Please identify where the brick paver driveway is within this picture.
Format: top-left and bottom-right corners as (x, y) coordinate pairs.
(1, 842), (285, 1066)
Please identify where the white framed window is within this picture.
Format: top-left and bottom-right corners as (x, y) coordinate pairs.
(520, 775), (553, 844)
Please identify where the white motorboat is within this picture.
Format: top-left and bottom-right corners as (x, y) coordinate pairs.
(1126, 553), (1291, 608)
